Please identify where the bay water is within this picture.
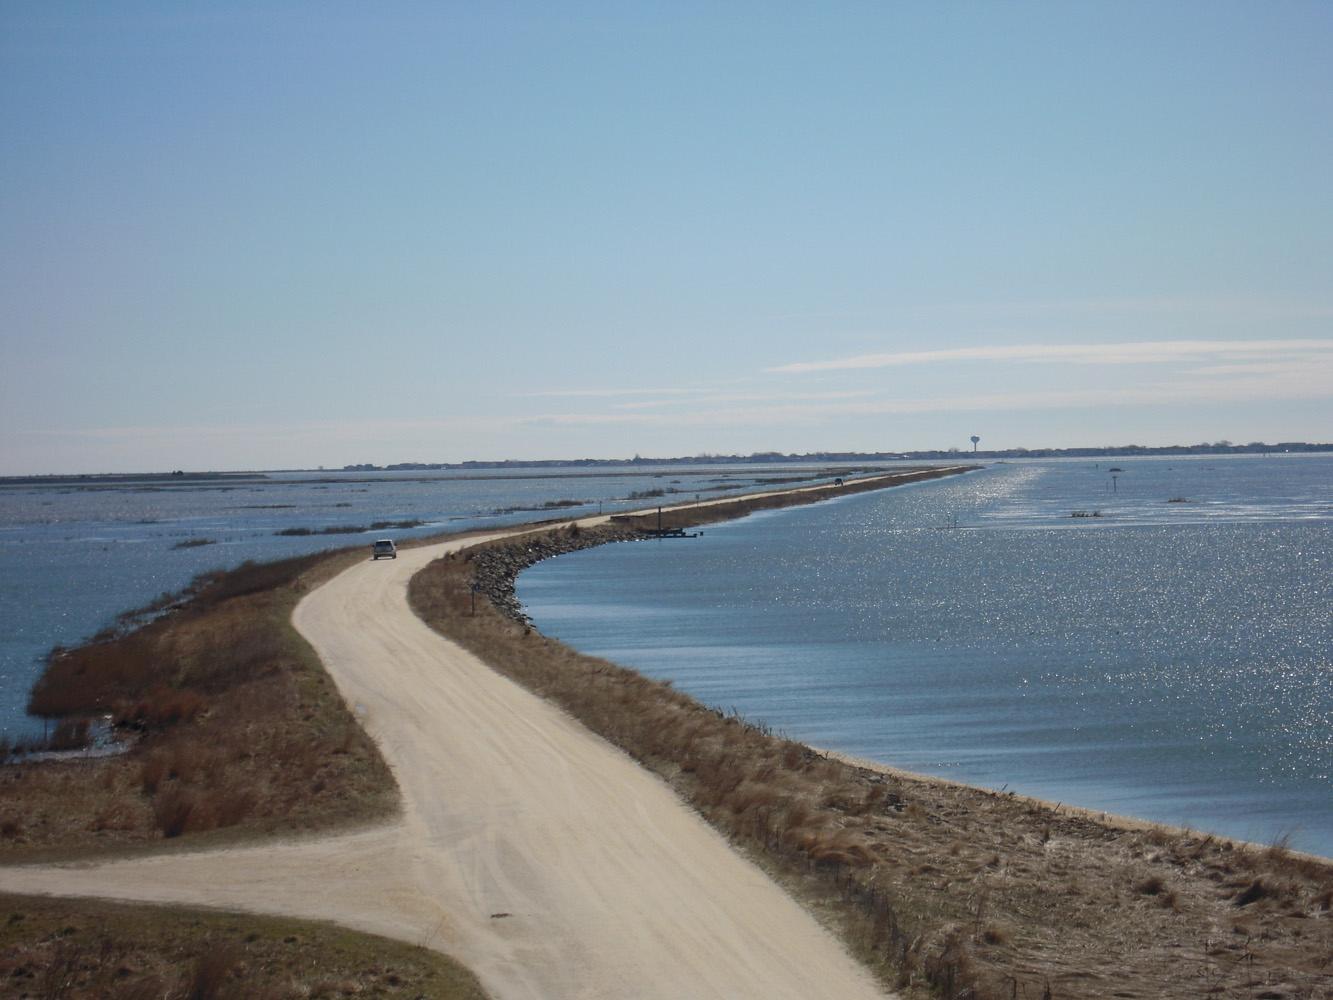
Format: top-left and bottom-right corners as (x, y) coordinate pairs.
(518, 455), (1333, 857)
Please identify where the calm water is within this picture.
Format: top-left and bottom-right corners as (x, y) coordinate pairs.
(519, 455), (1333, 857)
(0, 463), (862, 741)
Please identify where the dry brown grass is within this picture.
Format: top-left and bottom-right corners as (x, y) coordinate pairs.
(4, 549), (396, 861)
(0, 892), (488, 999)
(411, 517), (1333, 1000)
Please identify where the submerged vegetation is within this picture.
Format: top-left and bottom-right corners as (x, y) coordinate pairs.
(489, 498), (591, 515)
(171, 537), (217, 549)
(274, 519), (424, 536)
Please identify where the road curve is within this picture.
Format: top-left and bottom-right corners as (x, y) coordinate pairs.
(2, 520), (893, 999)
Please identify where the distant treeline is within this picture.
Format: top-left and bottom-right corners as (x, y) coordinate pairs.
(341, 441), (1331, 472)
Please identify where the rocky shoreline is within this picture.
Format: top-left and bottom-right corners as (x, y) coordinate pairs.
(467, 465), (978, 626)
(467, 523), (640, 625)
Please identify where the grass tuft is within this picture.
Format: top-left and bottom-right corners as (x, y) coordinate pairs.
(153, 788), (195, 838)
(187, 939), (238, 999)
(1135, 875), (1166, 896)
(1233, 878), (1271, 907)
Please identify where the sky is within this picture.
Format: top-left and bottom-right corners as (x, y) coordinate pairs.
(2, 2), (1331, 474)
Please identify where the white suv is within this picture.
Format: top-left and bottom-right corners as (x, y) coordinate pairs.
(371, 539), (397, 560)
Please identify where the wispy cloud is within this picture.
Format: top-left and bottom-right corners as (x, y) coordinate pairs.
(611, 390), (875, 411)
(1186, 361), (1317, 377)
(522, 353), (1333, 430)
(515, 387), (705, 399)
(766, 339), (1333, 375)
(933, 296), (1333, 321)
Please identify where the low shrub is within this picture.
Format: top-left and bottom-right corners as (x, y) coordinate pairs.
(47, 718), (91, 752)
(1135, 875), (1166, 896)
(153, 787), (195, 838)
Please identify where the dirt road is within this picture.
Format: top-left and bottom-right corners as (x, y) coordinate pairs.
(2, 514), (893, 998)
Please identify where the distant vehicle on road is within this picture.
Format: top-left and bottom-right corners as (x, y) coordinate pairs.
(371, 539), (397, 560)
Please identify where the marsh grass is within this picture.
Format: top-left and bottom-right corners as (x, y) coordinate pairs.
(6, 549), (395, 859)
(491, 498), (592, 514)
(171, 537), (217, 549)
(411, 498), (1333, 999)
(0, 893), (488, 1000)
(274, 519), (424, 536)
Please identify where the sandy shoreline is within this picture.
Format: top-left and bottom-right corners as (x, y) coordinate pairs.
(817, 748), (1331, 865)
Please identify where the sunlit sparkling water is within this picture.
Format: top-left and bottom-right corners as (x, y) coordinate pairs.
(0, 463), (857, 742)
(519, 455), (1333, 856)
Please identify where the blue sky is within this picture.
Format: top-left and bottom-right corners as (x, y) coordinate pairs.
(2, 2), (1330, 473)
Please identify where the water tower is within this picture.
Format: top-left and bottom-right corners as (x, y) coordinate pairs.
(970, 435), (980, 453)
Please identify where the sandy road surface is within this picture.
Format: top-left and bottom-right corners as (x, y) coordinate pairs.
(1, 491), (902, 998)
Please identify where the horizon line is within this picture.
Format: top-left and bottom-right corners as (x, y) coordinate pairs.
(5, 441), (1332, 480)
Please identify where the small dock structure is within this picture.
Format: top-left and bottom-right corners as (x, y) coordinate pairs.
(610, 505), (702, 539)
(641, 526), (700, 538)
